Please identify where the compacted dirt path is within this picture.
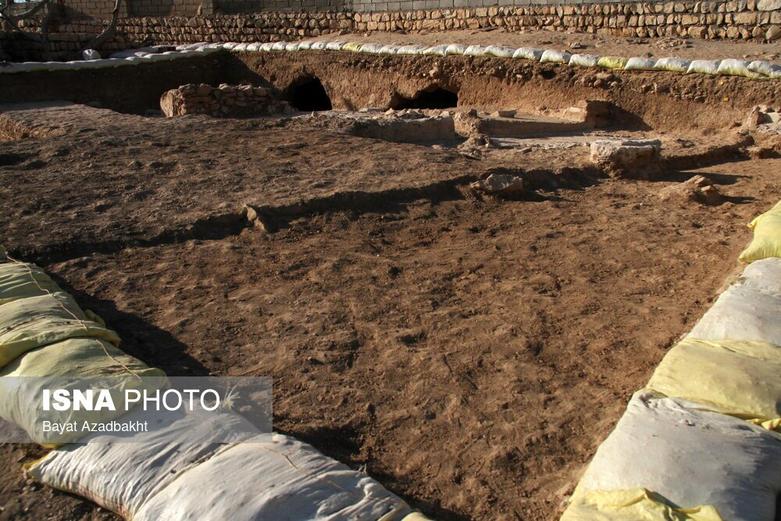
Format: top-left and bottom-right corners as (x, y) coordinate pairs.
(1, 101), (780, 520)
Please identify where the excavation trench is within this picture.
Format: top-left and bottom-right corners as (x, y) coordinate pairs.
(1, 46), (780, 521)
(0, 51), (777, 134)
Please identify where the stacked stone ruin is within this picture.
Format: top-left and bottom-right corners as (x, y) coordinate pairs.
(159, 83), (291, 117)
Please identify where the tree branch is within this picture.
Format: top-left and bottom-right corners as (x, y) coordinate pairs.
(81, 0), (121, 52)
(0, 0), (50, 26)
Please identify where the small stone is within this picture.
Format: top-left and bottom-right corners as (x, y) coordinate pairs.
(470, 173), (525, 197)
(758, 0), (781, 10)
(659, 175), (724, 205)
(491, 109), (517, 118)
(766, 25), (781, 41)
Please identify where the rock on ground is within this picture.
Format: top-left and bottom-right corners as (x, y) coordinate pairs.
(470, 172), (525, 197)
(590, 138), (662, 179)
(659, 174), (724, 205)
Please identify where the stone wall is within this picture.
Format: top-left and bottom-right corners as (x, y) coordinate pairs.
(93, 2), (781, 43)
(159, 82), (290, 116)
(3, 0), (781, 60)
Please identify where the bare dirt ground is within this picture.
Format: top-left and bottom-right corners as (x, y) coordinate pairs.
(1, 96), (780, 521)
(306, 29), (781, 63)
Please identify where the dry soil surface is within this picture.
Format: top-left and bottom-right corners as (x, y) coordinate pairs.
(1, 101), (780, 521)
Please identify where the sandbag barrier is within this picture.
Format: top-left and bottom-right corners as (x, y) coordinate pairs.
(1, 38), (780, 81)
(0, 247), (429, 521)
(560, 202), (781, 521)
(206, 39), (781, 80)
(0, 46), (222, 74)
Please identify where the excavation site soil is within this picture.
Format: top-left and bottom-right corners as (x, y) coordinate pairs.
(1, 46), (781, 521)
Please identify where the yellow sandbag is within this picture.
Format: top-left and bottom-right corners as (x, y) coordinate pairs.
(0, 292), (120, 369)
(402, 515), (433, 521)
(1, 337), (162, 378)
(0, 261), (62, 305)
(739, 201), (781, 263)
(562, 489), (723, 521)
(647, 338), (781, 428)
(342, 42), (363, 52)
(597, 56), (629, 69)
(0, 337), (163, 445)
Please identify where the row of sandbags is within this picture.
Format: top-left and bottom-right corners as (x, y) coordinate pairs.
(561, 201), (781, 520)
(201, 39), (781, 80)
(0, 46), (220, 75)
(4, 38), (778, 80)
(0, 247), (426, 521)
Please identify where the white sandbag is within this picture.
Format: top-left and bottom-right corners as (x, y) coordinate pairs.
(464, 44), (488, 56)
(396, 44), (427, 55)
(324, 41), (346, 51)
(176, 42), (207, 51)
(7, 62), (50, 73)
(233, 43), (250, 52)
(746, 60), (781, 77)
(223, 42), (239, 50)
(422, 44), (448, 56)
(106, 58), (127, 68)
(445, 43), (467, 55)
(246, 43), (261, 52)
(297, 40), (314, 50)
(576, 391), (781, 521)
(687, 279), (781, 345)
(654, 57), (692, 73)
(624, 57), (657, 71)
(310, 41), (328, 50)
(540, 49), (571, 64)
(259, 42), (274, 52)
(485, 45), (515, 58)
(378, 44), (400, 55)
(144, 53), (175, 62)
(569, 54), (600, 68)
(271, 41), (288, 51)
(284, 42), (300, 52)
(687, 59), (721, 75)
(43, 61), (71, 71)
(359, 43), (384, 54)
(134, 433), (411, 521)
(82, 49), (101, 60)
(28, 407), (253, 517)
(717, 59), (760, 78)
(512, 47), (543, 61)
(739, 258), (781, 295)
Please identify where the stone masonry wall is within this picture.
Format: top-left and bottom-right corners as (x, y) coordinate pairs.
(3, 0), (781, 60)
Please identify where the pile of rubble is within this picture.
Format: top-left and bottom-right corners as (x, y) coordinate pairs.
(160, 83), (291, 118)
